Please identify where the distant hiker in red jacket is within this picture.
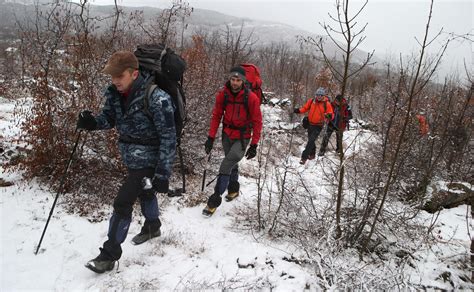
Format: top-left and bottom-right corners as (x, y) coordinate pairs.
(416, 113), (429, 136)
(202, 66), (263, 217)
(320, 94), (352, 156)
(294, 87), (333, 164)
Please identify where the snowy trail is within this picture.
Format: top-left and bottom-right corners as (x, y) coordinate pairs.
(1, 171), (315, 290)
(0, 97), (312, 290)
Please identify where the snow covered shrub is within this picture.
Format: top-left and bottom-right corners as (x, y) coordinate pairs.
(336, 62), (473, 254)
(177, 35), (223, 177)
(2, 1), (132, 215)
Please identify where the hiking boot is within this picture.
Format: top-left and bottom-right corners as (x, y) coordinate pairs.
(202, 205), (217, 217)
(225, 191), (239, 202)
(132, 225), (161, 245)
(299, 158), (307, 165)
(85, 249), (116, 274)
(308, 154), (316, 160)
(226, 181), (239, 201)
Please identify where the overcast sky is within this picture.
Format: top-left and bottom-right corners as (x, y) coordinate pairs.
(87, 0), (472, 79)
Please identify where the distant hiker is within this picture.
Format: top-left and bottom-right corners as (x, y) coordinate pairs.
(77, 51), (176, 273)
(416, 113), (429, 136)
(202, 66), (263, 217)
(319, 94), (352, 156)
(294, 87), (333, 164)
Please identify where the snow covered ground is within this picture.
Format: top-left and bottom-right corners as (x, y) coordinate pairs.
(1, 96), (472, 290)
(1, 171), (317, 290)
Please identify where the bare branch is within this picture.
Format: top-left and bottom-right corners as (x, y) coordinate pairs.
(348, 0), (369, 23)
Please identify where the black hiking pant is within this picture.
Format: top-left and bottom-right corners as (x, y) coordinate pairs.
(302, 124), (323, 160)
(320, 125), (342, 152)
(101, 168), (161, 260)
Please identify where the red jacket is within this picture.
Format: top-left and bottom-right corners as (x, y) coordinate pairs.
(208, 83), (262, 145)
(299, 96), (334, 126)
(332, 98), (351, 131)
(416, 114), (429, 136)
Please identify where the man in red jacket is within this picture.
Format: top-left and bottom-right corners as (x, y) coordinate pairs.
(202, 66), (263, 217)
(319, 94), (352, 156)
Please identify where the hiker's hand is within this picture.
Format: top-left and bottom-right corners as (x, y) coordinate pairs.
(245, 144), (257, 160)
(204, 136), (214, 154)
(293, 108), (300, 114)
(77, 110), (97, 131)
(152, 177), (169, 194)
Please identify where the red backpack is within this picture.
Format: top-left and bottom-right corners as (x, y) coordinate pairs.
(240, 63), (264, 104)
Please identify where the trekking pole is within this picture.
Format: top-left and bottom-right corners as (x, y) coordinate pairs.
(201, 152), (212, 192)
(168, 142), (186, 197)
(315, 119), (330, 161)
(205, 174), (218, 188)
(321, 119), (329, 141)
(35, 130), (82, 255)
(178, 143), (186, 193)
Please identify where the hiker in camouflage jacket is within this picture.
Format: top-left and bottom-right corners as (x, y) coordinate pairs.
(77, 51), (176, 273)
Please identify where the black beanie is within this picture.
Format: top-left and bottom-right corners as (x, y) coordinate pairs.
(229, 66), (246, 81)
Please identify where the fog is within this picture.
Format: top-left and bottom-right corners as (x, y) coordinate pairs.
(88, 0), (472, 80)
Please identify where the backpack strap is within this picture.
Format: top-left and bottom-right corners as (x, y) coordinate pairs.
(143, 84), (158, 121)
(222, 87), (250, 117)
(222, 87), (252, 150)
(243, 86), (250, 118)
(117, 84), (160, 146)
(223, 91), (229, 111)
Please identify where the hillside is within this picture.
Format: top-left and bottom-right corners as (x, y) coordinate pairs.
(0, 95), (472, 289)
(0, 1), (376, 63)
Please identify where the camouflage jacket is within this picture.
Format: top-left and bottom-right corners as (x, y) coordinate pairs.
(94, 73), (176, 180)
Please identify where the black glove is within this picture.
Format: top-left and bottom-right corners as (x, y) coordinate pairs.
(293, 108), (300, 114)
(77, 110), (97, 131)
(152, 177), (169, 193)
(142, 176), (169, 195)
(204, 136), (214, 154)
(245, 144), (257, 159)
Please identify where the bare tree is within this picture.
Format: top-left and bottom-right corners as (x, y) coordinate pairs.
(212, 22), (256, 70)
(306, 0), (373, 239)
(136, 0), (192, 47)
(361, 0), (459, 252)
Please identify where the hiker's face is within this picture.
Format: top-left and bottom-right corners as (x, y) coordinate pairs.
(112, 69), (138, 93)
(229, 76), (243, 92)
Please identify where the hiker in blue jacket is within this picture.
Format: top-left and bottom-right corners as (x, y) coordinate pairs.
(77, 51), (176, 273)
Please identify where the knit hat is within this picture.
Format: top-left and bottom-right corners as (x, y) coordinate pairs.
(229, 66), (247, 82)
(315, 87), (326, 96)
(102, 51), (139, 76)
